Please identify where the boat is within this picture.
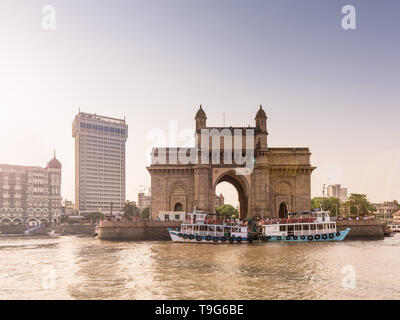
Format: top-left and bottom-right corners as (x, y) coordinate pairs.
(384, 226), (395, 237)
(168, 208), (253, 243)
(260, 210), (350, 242)
(47, 230), (60, 236)
(387, 224), (400, 233)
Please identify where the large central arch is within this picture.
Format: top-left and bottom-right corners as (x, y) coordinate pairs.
(214, 170), (249, 219)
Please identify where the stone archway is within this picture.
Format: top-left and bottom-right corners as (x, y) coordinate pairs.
(214, 170), (249, 219)
(278, 202), (288, 218)
(174, 202), (183, 211)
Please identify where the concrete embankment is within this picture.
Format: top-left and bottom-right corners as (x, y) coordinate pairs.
(336, 220), (384, 240)
(97, 221), (181, 241)
(0, 225), (95, 236)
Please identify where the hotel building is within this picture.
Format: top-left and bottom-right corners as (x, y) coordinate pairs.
(0, 153), (62, 226)
(72, 112), (128, 215)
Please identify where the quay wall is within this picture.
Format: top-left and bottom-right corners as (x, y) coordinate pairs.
(97, 221), (181, 241)
(336, 220), (384, 240)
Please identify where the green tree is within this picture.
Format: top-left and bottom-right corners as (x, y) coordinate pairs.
(124, 200), (140, 219)
(215, 204), (239, 219)
(311, 197), (341, 215)
(141, 207), (150, 220)
(346, 193), (375, 216)
(88, 212), (104, 224)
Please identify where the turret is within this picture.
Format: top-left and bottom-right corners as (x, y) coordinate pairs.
(195, 105), (207, 131)
(255, 105), (268, 149)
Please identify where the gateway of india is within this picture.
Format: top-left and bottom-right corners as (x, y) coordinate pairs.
(147, 106), (316, 219)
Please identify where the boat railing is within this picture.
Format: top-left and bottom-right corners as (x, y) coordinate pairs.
(261, 217), (320, 225)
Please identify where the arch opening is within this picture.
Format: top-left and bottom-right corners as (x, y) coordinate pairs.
(174, 202), (183, 211)
(279, 202), (288, 218)
(214, 172), (249, 219)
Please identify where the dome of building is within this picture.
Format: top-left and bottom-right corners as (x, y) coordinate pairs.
(256, 105), (267, 118)
(195, 105), (206, 118)
(46, 151), (62, 169)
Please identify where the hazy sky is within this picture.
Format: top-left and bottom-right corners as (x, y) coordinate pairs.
(0, 0), (399, 206)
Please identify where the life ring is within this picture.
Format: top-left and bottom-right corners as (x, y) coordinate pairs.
(229, 237), (234, 243)
(293, 236), (298, 240)
(196, 236), (202, 241)
(267, 236), (271, 240)
(206, 236), (212, 241)
(236, 237), (242, 242)
(188, 234), (194, 240)
(308, 235), (313, 241)
(277, 236), (282, 241)
(178, 233), (182, 237)
(286, 236), (291, 240)
(329, 233), (334, 239)
(322, 234), (328, 240)
(221, 237), (227, 242)
(315, 235), (321, 240)
(213, 237), (219, 242)
(260, 236), (265, 241)
(183, 234), (188, 239)
(336, 232), (341, 237)
(300, 235), (306, 240)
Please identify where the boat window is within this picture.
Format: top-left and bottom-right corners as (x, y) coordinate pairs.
(317, 224), (323, 230)
(279, 226), (287, 232)
(303, 224), (309, 230)
(295, 225), (301, 231)
(310, 224), (316, 230)
(288, 226), (294, 231)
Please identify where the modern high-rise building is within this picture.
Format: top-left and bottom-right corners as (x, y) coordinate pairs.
(0, 153), (62, 226)
(138, 192), (151, 211)
(72, 112), (128, 215)
(327, 184), (348, 202)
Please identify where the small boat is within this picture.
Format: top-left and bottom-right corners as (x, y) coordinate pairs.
(260, 210), (350, 242)
(168, 208), (254, 243)
(384, 226), (394, 237)
(47, 230), (60, 237)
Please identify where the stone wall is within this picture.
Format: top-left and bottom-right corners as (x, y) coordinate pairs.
(97, 221), (181, 241)
(337, 220), (384, 240)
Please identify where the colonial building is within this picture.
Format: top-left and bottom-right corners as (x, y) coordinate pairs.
(72, 112), (128, 215)
(0, 153), (62, 226)
(147, 106), (316, 219)
(373, 201), (399, 223)
(214, 193), (225, 208)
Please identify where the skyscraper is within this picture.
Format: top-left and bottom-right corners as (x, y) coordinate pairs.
(72, 112), (128, 215)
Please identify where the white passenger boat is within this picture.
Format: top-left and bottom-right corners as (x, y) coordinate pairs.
(261, 210), (350, 242)
(387, 224), (400, 232)
(168, 209), (253, 243)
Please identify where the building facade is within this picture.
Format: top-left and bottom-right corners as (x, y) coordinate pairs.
(138, 192), (151, 211)
(214, 193), (225, 208)
(0, 153), (62, 226)
(147, 106), (316, 219)
(72, 112), (128, 215)
(373, 202), (398, 223)
(327, 184), (348, 201)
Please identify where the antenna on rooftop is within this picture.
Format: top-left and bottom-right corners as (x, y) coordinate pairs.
(223, 112), (225, 127)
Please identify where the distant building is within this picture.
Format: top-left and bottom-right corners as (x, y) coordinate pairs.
(62, 199), (78, 217)
(72, 112), (128, 215)
(393, 210), (400, 224)
(138, 192), (151, 211)
(373, 202), (398, 223)
(0, 153), (62, 226)
(327, 184), (348, 201)
(214, 193), (225, 208)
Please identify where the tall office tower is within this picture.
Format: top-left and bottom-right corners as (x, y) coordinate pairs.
(72, 112), (128, 215)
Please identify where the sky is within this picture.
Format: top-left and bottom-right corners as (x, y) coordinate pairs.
(0, 0), (399, 206)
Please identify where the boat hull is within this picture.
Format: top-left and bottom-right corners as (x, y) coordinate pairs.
(168, 229), (251, 244)
(260, 228), (351, 242)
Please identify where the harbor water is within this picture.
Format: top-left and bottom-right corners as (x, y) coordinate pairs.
(1, 235), (400, 300)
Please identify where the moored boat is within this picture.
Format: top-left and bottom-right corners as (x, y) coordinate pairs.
(168, 208), (254, 243)
(260, 210), (350, 242)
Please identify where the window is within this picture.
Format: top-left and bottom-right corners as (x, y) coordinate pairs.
(175, 214), (180, 220)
